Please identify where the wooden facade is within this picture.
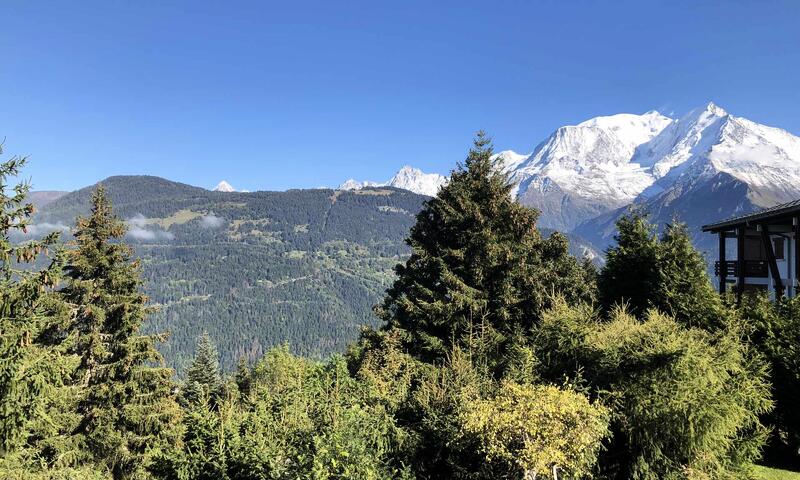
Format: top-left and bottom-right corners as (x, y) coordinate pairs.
(702, 199), (800, 301)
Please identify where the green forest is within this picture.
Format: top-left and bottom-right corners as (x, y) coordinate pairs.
(2, 134), (800, 479)
(28, 170), (595, 374)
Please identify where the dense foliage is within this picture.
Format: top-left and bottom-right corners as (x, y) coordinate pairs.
(599, 213), (723, 329)
(3, 134), (799, 479)
(375, 131), (595, 372)
(0, 149), (67, 461)
(739, 294), (800, 469)
(535, 300), (771, 479)
(30, 174), (594, 373)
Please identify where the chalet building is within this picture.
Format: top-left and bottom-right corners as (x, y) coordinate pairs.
(703, 199), (800, 300)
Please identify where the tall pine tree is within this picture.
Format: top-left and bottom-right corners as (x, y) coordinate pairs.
(375, 132), (594, 371)
(657, 221), (723, 328)
(0, 149), (67, 458)
(60, 186), (180, 479)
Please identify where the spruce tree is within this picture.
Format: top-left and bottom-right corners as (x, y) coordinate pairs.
(184, 331), (222, 405)
(375, 132), (594, 370)
(597, 211), (660, 317)
(657, 221), (723, 328)
(0, 149), (67, 458)
(60, 186), (180, 478)
(599, 213), (723, 329)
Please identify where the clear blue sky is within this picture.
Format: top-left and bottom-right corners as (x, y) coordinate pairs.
(3, 1), (799, 192)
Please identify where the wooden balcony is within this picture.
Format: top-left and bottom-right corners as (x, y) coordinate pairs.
(714, 260), (769, 278)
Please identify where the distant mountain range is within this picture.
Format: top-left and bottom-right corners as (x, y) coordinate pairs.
(28, 190), (68, 208)
(29, 177), (427, 372)
(24, 102), (799, 367)
(343, 103), (800, 255)
(339, 165), (448, 197)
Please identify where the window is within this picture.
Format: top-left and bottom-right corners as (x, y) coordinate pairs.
(743, 236), (785, 261)
(744, 237), (765, 261)
(774, 237), (785, 260)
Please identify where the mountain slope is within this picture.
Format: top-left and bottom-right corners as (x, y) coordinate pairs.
(499, 111), (674, 230)
(574, 103), (800, 253)
(35, 177), (428, 372)
(28, 190), (68, 208)
(32, 175), (597, 372)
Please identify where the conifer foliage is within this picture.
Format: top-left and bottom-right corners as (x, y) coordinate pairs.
(599, 213), (723, 329)
(376, 132), (594, 370)
(597, 211), (661, 318)
(0, 148), (65, 457)
(59, 186), (180, 478)
(183, 331), (222, 405)
(535, 299), (771, 479)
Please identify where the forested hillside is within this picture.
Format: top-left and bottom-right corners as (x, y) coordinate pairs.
(31, 175), (598, 372)
(32, 176), (426, 371)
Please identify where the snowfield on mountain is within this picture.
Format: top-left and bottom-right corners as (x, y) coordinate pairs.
(343, 103), (800, 250)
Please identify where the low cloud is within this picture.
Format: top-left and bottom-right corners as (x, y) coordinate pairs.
(126, 214), (174, 241)
(199, 214), (225, 229)
(127, 214), (149, 228)
(20, 222), (71, 237)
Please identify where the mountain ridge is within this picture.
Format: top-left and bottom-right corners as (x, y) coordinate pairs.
(338, 103), (800, 248)
(339, 165), (448, 197)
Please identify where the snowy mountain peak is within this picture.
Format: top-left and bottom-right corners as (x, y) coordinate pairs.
(390, 166), (448, 196)
(576, 111), (672, 143)
(508, 110), (674, 210)
(338, 166), (447, 197)
(339, 179), (376, 190)
(213, 180), (236, 192)
(704, 101), (726, 116)
(507, 102), (800, 231)
(492, 150), (530, 173)
(576, 104), (800, 252)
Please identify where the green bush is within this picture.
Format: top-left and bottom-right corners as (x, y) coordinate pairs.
(535, 299), (771, 479)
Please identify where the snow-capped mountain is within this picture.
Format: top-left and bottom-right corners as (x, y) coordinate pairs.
(338, 102), (800, 256)
(573, 102), (800, 250)
(501, 110), (674, 230)
(339, 166), (447, 197)
(213, 180), (236, 192)
(496, 102), (800, 235)
(634, 102), (800, 206)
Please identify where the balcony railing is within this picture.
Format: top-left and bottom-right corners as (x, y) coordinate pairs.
(714, 260), (769, 278)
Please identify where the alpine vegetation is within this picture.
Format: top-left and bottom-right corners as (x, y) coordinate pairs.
(1, 135), (796, 479)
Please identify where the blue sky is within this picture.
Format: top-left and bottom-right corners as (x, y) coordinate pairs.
(2, 1), (799, 192)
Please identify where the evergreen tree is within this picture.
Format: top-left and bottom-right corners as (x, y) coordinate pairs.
(597, 211), (660, 318)
(60, 186), (181, 479)
(375, 132), (594, 370)
(599, 213), (723, 329)
(0, 149), (67, 459)
(234, 357), (252, 400)
(740, 294), (800, 468)
(657, 221), (723, 328)
(535, 298), (771, 479)
(184, 331), (222, 405)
